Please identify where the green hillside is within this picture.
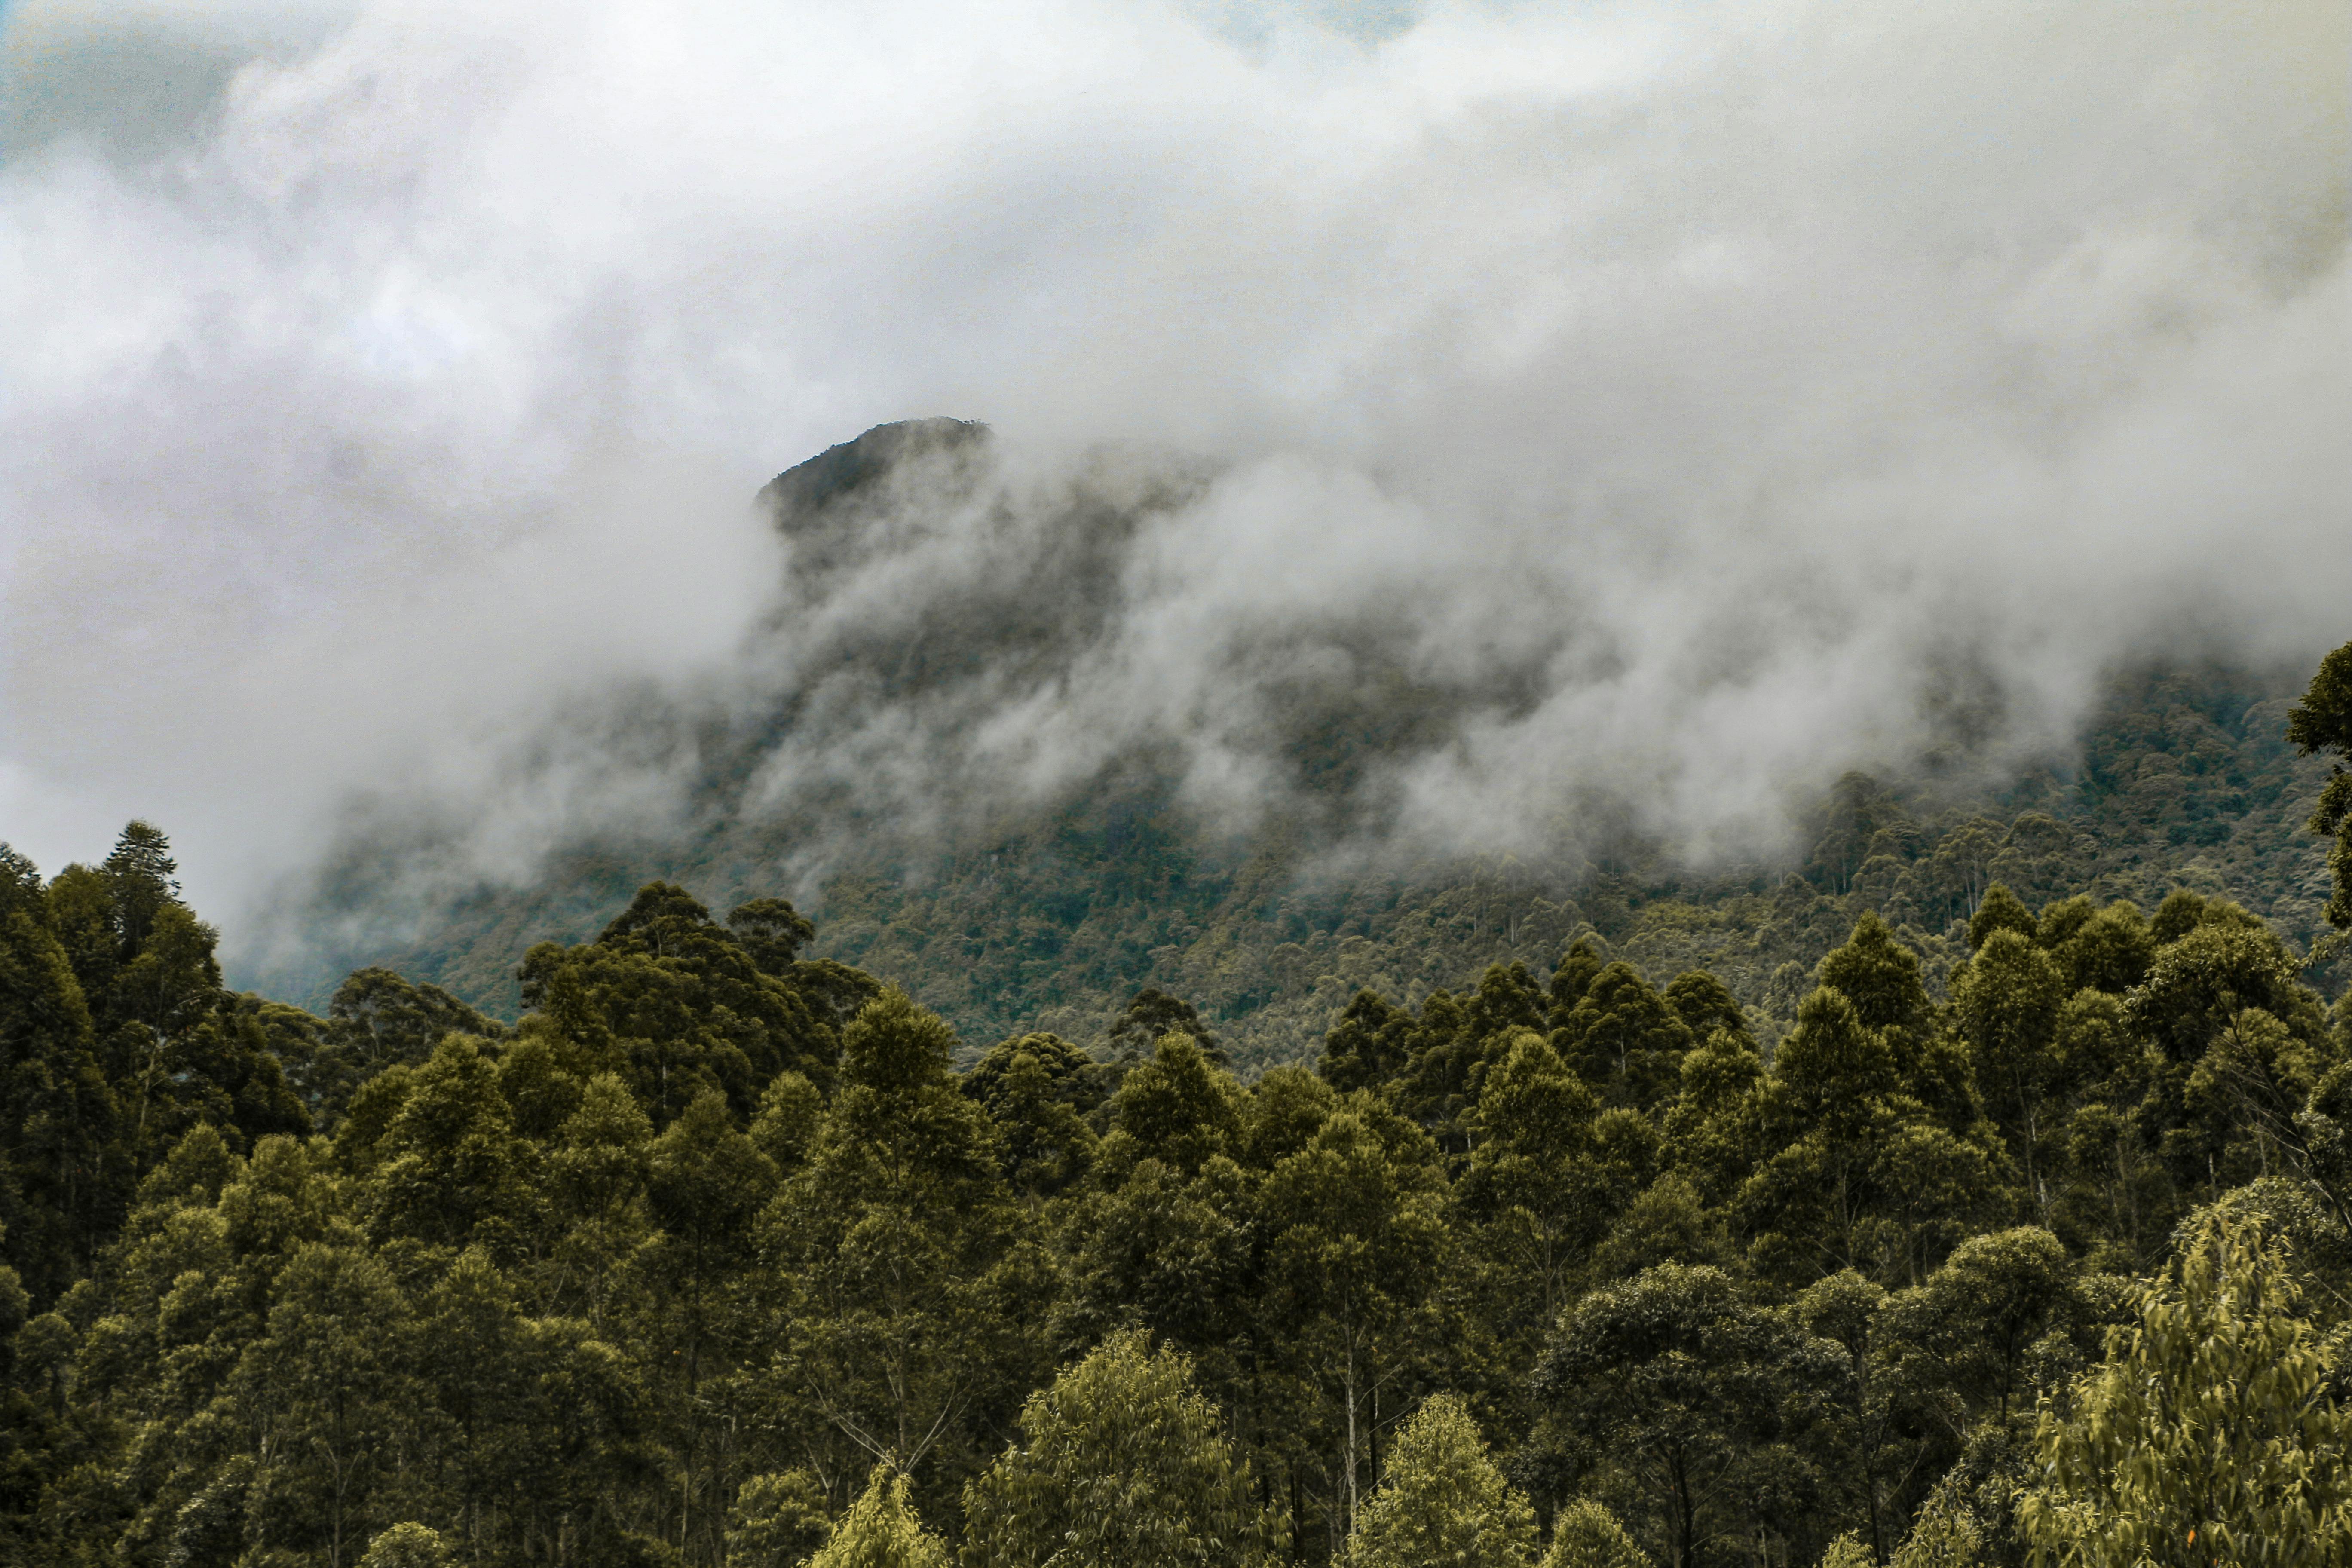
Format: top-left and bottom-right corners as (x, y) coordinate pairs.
(253, 429), (2344, 1070)
(288, 660), (2342, 1072)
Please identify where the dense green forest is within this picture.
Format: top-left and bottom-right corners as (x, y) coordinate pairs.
(1, 644), (2349, 1568)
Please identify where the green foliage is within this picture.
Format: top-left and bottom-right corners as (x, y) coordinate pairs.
(1534, 1262), (1842, 1566)
(358, 1522), (453, 1568)
(813, 1467), (953, 1568)
(1887, 1474), (1988, 1568)
(1539, 1499), (1650, 1568)
(1967, 885), (2038, 952)
(1461, 1031), (1608, 1327)
(2288, 639), (2352, 940)
(1318, 990), (1414, 1094)
(728, 1470), (831, 1568)
(1104, 1032), (1241, 1179)
(2018, 1214), (2351, 1566)
(2126, 915), (2311, 1064)
(961, 1330), (1281, 1567)
(1341, 1395), (1534, 1568)
(1110, 987), (1224, 1064)
(288, 964), (508, 1127)
(1813, 1537), (1872, 1568)
(519, 880), (840, 1121)
(1816, 912), (1928, 1037)
(1553, 963), (1694, 1114)
(1262, 1095), (1451, 1533)
(766, 990), (1021, 1482)
(1877, 1227), (2087, 1425)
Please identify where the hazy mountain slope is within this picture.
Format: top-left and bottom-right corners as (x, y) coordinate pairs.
(266, 659), (2339, 1073)
(787, 663), (2343, 1067)
(249, 426), (2343, 1065)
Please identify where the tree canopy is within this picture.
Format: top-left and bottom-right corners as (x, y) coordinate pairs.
(0, 643), (2348, 1568)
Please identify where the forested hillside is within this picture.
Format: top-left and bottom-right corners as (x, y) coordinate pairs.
(262, 426), (2344, 1072)
(0, 647), (2348, 1567)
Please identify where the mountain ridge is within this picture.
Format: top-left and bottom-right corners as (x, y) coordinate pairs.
(237, 426), (2346, 1066)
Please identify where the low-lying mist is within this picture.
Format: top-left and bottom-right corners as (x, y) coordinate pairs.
(1, 0), (2344, 977)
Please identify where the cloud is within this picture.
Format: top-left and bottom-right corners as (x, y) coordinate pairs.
(0, 0), (2344, 961)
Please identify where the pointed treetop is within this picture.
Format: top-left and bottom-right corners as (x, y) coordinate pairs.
(1550, 936), (1608, 1012)
(1966, 885), (2035, 952)
(1109, 986), (1222, 1064)
(1817, 911), (1929, 1034)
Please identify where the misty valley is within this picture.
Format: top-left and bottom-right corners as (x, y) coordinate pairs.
(1, 621), (2348, 1567)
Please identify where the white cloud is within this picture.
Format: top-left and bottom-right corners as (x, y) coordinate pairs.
(0, 0), (2343, 956)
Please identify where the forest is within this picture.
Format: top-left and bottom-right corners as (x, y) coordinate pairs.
(0, 643), (2347, 1568)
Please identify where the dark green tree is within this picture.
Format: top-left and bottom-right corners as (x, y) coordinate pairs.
(1459, 1032), (1608, 1331)
(764, 992), (1016, 1485)
(1110, 988), (1222, 1065)
(2286, 640), (2352, 944)
(1319, 992), (1416, 1094)
(1552, 965), (1694, 1115)
(1534, 1262), (1839, 1568)
(0, 853), (117, 1300)
(1261, 1096), (1450, 1539)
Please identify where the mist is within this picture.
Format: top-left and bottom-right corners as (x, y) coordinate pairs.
(1, 0), (2345, 968)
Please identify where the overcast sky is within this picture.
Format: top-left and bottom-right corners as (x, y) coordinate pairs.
(1, 0), (2345, 954)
